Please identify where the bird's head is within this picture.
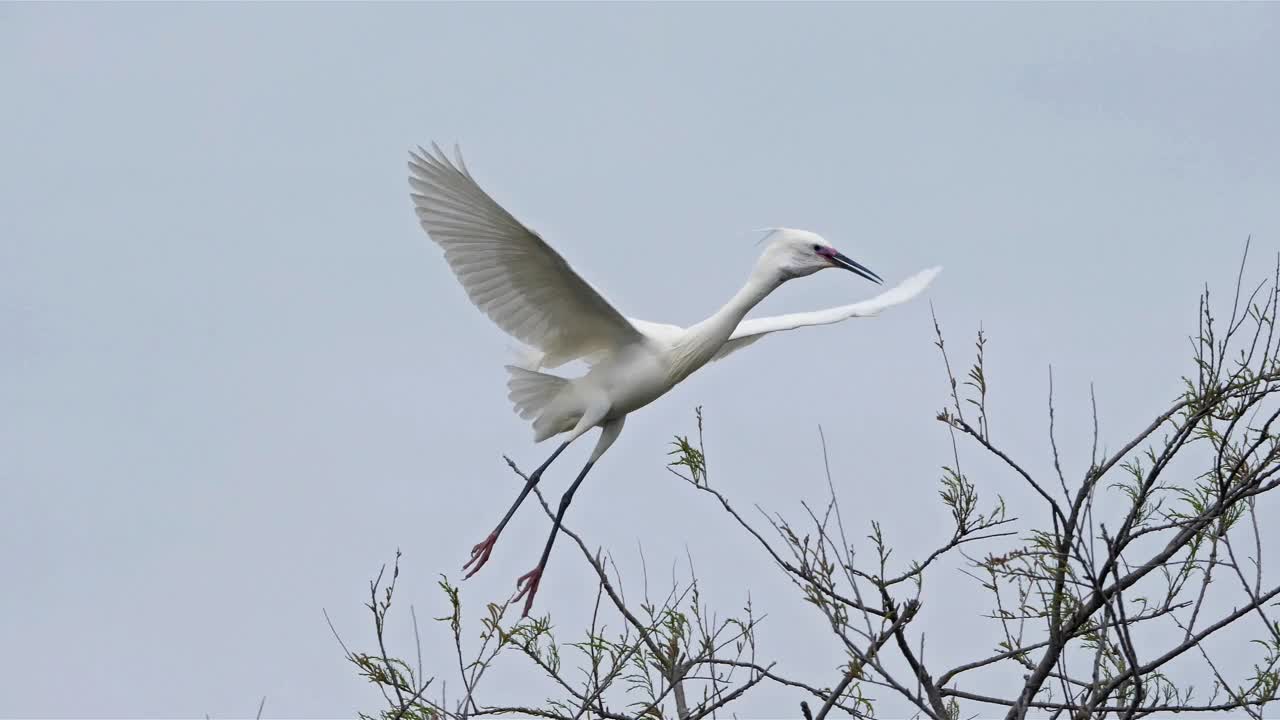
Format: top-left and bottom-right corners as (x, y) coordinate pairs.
(758, 228), (882, 284)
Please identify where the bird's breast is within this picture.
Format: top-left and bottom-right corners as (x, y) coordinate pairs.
(586, 348), (676, 417)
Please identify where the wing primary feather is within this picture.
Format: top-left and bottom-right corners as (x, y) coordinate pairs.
(408, 144), (645, 364)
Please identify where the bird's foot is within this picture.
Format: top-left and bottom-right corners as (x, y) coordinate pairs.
(513, 565), (544, 618)
(463, 531), (500, 579)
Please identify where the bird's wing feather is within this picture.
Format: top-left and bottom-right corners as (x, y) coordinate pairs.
(510, 318), (685, 370)
(711, 266), (942, 361)
(409, 145), (644, 366)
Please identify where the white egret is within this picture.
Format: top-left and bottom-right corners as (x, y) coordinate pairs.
(408, 144), (940, 615)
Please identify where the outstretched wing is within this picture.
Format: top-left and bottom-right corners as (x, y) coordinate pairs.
(712, 266), (942, 361)
(409, 145), (644, 367)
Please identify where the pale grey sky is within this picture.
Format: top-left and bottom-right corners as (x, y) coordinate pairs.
(4, 3), (1280, 718)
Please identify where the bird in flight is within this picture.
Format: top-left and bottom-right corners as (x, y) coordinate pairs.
(408, 144), (940, 616)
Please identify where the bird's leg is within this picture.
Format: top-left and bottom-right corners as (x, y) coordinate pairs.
(463, 440), (569, 579)
(512, 414), (625, 616)
(514, 457), (596, 617)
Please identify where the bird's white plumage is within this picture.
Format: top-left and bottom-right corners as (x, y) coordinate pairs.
(409, 145), (941, 442)
(709, 266), (942, 360)
(509, 270), (942, 367)
(412, 145), (943, 615)
(408, 145), (645, 368)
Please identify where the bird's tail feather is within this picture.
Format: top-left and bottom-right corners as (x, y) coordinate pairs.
(505, 365), (570, 440)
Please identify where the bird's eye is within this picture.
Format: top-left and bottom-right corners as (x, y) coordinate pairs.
(812, 244), (822, 252)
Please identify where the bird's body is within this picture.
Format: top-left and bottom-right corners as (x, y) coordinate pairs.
(512, 266), (774, 441)
(408, 144), (939, 615)
(514, 262), (942, 442)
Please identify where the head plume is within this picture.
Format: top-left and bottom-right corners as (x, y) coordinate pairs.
(752, 227), (786, 247)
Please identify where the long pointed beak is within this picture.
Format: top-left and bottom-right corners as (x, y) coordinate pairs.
(830, 252), (883, 284)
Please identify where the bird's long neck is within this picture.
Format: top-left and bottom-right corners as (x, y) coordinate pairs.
(668, 263), (782, 382)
